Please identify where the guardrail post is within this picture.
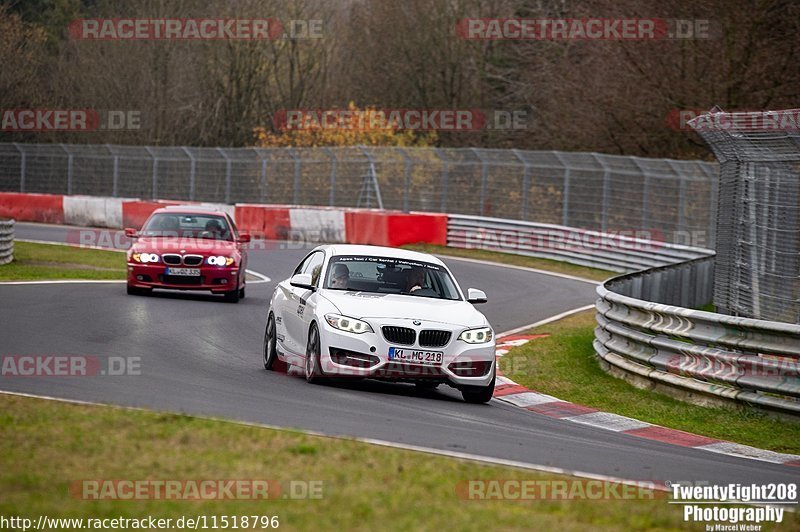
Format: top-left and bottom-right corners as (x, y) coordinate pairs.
(182, 147), (196, 201)
(144, 146), (158, 199)
(13, 143), (26, 193)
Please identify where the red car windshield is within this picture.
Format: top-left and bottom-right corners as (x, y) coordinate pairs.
(140, 213), (233, 241)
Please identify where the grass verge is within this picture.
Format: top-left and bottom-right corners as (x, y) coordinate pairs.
(499, 310), (800, 454)
(0, 241), (126, 281)
(2, 393), (777, 531)
(403, 243), (614, 282)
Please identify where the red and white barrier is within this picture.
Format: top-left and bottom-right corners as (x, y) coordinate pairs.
(0, 193), (447, 247)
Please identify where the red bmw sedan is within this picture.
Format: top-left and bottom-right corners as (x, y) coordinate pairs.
(125, 206), (251, 302)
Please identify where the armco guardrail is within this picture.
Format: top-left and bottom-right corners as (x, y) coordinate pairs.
(594, 257), (800, 415)
(447, 214), (711, 272)
(0, 219), (14, 265)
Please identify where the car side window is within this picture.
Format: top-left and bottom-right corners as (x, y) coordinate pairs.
(293, 255), (312, 276)
(302, 252), (325, 287)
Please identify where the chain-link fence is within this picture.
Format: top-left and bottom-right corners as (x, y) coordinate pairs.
(690, 110), (800, 324)
(0, 143), (718, 245)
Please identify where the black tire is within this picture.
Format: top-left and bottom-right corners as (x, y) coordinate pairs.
(263, 313), (278, 370)
(460, 369), (496, 404)
(304, 323), (326, 384)
(239, 285), (246, 299)
(224, 275), (241, 303)
(126, 284), (150, 296)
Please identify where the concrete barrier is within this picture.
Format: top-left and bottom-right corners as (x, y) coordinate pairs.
(0, 193), (64, 224)
(63, 196), (125, 228)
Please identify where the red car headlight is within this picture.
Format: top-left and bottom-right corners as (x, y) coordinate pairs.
(131, 253), (160, 263)
(207, 255), (234, 266)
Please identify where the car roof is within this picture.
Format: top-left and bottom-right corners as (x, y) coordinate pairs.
(152, 205), (229, 216)
(319, 244), (446, 266)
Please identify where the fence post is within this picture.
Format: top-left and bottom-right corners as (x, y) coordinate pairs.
(216, 147), (232, 203)
(665, 160), (687, 237)
(553, 151), (571, 226)
(144, 146), (158, 199)
(512, 149), (529, 220)
(398, 148), (413, 212)
(631, 157), (650, 236)
(435, 148), (449, 213)
(592, 153), (611, 232)
(182, 147), (196, 201)
(323, 147), (336, 206)
(471, 148), (488, 216)
(13, 143), (26, 193)
(61, 144), (74, 195)
(290, 148), (301, 205)
(251, 147), (268, 204)
(106, 144), (119, 198)
(699, 162), (718, 248)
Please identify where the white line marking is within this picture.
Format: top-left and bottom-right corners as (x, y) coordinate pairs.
(497, 304), (595, 338)
(246, 270), (272, 284)
(694, 442), (800, 465)
(0, 389), (666, 491)
(566, 412), (652, 432)
(496, 392), (561, 408)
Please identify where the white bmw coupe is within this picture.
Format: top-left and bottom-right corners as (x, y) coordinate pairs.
(263, 245), (496, 403)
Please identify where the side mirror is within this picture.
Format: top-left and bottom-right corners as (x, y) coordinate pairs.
(124, 228), (138, 238)
(467, 288), (487, 304)
(238, 232), (251, 243)
(290, 273), (315, 290)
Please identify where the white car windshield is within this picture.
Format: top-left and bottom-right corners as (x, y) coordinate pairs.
(324, 255), (461, 301)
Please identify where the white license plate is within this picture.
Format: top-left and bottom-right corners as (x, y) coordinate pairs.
(166, 267), (200, 276)
(388, 347), (443, 366)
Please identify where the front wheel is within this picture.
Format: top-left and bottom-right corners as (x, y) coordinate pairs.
(263, 314), (278, 370)
(224, 275), (241, 303)
(460, 370), (495, 404)
(304, 323), (326, 384)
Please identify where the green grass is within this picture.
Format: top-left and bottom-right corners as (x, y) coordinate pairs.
(499, 310), (800, 454)
(0, 394), (747, 531)
(0, 241), (126, 281)
(403, 244), (614, 282)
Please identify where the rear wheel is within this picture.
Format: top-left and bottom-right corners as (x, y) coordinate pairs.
(460, 370), (496, 404)
(304, 323), (326, 384)
(263, 314), (278, 370)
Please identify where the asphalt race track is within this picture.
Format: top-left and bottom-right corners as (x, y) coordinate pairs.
(2, 223), (797, 487)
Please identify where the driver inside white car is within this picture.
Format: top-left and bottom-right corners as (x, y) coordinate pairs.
(330, 263), (350, 289)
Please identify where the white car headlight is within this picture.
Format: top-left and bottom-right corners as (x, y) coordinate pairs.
(207, 255), (234, 266)
(458, 327), (493, 344)
(325, 314), (373, 334)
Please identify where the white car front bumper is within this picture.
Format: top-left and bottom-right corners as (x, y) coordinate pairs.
(316, 317), (496, 388)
